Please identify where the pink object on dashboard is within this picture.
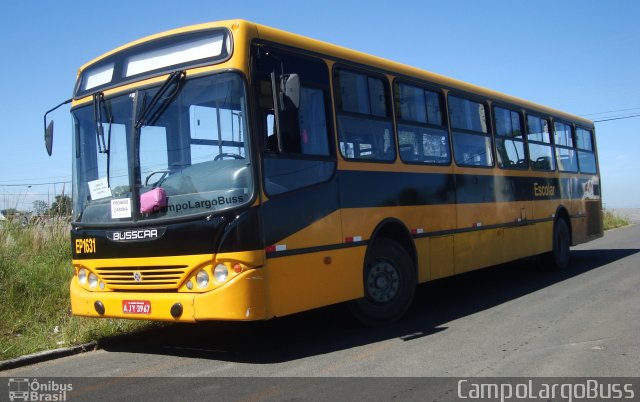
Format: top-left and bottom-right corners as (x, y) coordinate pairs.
(140, 187), (167, 214)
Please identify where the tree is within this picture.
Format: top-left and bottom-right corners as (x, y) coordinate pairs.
(49, 195), (72, 217)
(33, 200), (50, 216)
(1, 208), (18, 218)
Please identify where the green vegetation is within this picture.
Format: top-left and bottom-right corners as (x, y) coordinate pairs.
(603, 209), (630, 230)
(0, 219), (153, 361)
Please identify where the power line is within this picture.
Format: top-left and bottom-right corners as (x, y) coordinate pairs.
(593, 113), (640, 123)
(581, 107), (640, 117)
(0, 181), (71, 187)
(0, 193), (53, 196)
(0, 176), (71, 184)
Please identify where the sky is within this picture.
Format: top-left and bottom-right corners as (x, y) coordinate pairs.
(1, 0), (639, 212)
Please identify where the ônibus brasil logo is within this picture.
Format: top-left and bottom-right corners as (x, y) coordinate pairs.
(7, 378), (72, 401)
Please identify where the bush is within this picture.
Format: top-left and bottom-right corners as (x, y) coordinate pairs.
(603, 209), (630, 231)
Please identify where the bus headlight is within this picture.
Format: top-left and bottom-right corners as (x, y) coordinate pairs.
(78, 268), (87, 285)
(214, 264), (228, 283)
(88, 272), (99, 289)
(196, 270), (209, 289)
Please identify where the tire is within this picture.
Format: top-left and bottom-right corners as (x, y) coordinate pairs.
(544, 218), (571, 270)
(349, 238), (416, 326)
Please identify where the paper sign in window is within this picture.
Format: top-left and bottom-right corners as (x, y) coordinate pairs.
(111, 198), (132, 219)
(88, 178), (112, 200)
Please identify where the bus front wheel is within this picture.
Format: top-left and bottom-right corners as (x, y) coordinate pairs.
(349, 238), (416, 326)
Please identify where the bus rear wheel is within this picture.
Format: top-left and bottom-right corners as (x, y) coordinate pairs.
(349, 238), (416, 326)
(544, 218), (571, 270)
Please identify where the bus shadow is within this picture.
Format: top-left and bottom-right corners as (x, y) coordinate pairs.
(101, 247), (638, 364)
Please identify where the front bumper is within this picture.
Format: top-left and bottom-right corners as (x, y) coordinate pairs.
(70, 269), (268, 322)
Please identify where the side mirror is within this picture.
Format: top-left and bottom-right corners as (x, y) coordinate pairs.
(281, 74), (300, 110)
(45, 120), (54, 156)
(43, 98), (72, 157)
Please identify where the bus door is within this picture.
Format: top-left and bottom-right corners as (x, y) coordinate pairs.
(252, 45), (357, 315)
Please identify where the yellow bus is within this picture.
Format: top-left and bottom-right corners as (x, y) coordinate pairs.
(44, 20), (602, 325)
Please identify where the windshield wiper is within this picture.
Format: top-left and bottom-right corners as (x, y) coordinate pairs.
(134, 70), (186, 129)
(93, 93), (108, 153)
(92, 92), (114, 188)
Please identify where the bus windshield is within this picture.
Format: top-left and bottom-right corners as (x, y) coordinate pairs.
(71, 72), (253, 224)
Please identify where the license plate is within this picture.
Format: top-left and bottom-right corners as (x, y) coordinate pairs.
(122, 300), (151, 315)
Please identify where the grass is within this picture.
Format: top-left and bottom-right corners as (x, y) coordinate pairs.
(0, 219), (154, 361)
(603, 209), (631, 230)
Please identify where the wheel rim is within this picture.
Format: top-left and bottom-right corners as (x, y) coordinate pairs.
(366, 259), (400, 303)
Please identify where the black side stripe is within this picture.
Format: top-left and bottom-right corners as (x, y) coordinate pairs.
(265, 215), (565, 259)
(262, 168), (598, 251)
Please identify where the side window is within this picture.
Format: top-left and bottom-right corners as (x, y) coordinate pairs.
(252, 45), (335, 196)
(576, 127), (597, 174)
(299, 87), (330, 156)
(335, 68), (395, 161)
(554, 121), (578, 173)
(449, 95), (493, 167)
(394, 82), (450, 164)
(494, 106), (527, 169)
(527, 114), (555, 171)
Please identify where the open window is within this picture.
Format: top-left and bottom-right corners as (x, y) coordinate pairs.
(526, 114), (555, 171)
(494, 106), (527, 169)
(252, 45), (335, 196)
(335, 68), (395, 162)
(449, 95), (493, 167)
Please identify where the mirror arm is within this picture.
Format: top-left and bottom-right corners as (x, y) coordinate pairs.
(43, 98), (72, 134)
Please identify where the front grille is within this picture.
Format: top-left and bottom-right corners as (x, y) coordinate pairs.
(95, 265), (189, 289)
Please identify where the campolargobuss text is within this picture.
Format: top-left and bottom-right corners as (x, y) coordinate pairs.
(154, 194), (245, 213)
(458, 379), (635, 401)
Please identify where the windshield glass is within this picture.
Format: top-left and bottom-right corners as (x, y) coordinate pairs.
(71, 72), (253, 224)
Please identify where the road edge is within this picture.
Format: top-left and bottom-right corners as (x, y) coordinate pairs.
(0, 341), (98, 371)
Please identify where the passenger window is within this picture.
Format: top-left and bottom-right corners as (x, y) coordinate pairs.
(576, 127), (594, 151)
(449, 96), (488, 133)
(576, 127), (597, 174)
(554, 121), (574, 147)
(368, 77), (388, 117)
(554, 122), (577, 172)
(526, 115), (551, 143)
(395, 82), (450, 164)
(494, 106), (527, 169)
(339, 70), (371, 114)
(527, 114), (555, 171)
(449, 95), (493, 167)
(336, 68), (395, 161)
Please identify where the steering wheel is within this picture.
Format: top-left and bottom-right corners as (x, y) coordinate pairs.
(144, 170), (171, 187)
(214, 153), (243, 161)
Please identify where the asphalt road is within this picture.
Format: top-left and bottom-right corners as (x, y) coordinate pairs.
(2, 224), (639, 400)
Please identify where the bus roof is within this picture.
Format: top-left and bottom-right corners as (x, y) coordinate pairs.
(79, 19), (593, 128)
